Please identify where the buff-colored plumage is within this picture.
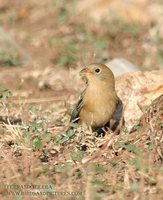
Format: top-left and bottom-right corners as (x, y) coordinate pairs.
(71, 63), (122, 131)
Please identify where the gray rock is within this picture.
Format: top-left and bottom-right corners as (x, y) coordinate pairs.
(105, 58), (140, 77)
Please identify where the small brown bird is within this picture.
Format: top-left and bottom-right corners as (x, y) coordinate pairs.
(71, 63), (123, 133)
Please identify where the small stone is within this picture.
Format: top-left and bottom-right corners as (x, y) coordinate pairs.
(106, 57), (140, 76)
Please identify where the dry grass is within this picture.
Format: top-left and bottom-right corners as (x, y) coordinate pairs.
(0, 87), (162, 200)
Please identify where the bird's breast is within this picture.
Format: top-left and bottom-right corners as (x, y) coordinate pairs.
(79, 86), (117, 128)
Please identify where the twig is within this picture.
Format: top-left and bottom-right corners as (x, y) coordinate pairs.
(9, 96), (66, 104)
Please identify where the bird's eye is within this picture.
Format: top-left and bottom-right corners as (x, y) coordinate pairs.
(95, 68), (101, 73)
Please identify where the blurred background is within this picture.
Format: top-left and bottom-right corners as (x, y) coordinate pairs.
(0, 0), (163, 72)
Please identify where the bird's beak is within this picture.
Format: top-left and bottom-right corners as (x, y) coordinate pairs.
(79, 68), (93, 76)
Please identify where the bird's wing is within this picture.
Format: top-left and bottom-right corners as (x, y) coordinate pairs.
(112, 97), (123, 122)
(70, 97), (84, 122)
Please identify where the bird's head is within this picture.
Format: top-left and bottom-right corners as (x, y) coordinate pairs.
(79, 63), (115, 88)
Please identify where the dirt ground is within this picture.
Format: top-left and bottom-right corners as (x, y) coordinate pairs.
(0, 1), (163, 200)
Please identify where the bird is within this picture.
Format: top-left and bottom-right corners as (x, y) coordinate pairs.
(70, 63), (123, 134)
